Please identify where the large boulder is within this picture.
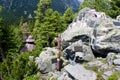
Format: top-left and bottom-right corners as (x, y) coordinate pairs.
(113, 59), (120, 66)
(35, 47), (58, 73)
(106, 52), (115, 66)
(64, 64), (97, 80)
(61, 8), (120, 57)
(63, 40), (94, 61)
(61, 8), (107, 42)
(91, 19), (120, 55)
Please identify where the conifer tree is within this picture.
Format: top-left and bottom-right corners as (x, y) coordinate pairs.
(108, 0), (120, 18)
(39, 9), (61, 47)
(62, 8), (73, 30)
(34, 0), (52, 27)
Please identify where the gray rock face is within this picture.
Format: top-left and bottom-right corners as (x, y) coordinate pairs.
(87, 60), (104, 68)
(113, 59), (120, 66)
(101, 64), (109, 70)
(117, 15), (120, 21)
(116, 54), (120, 59)
(35, 47), (58, 73)
(64, 64), (97, 80)
(63, 40), (94, 61)
(61, 8), (120, 56)
(115, 66), (120, 71)
(102, 71), (114, 80)
(106, 52), (115, 66)
(58, 72), (72, 80)
(92, 19), (120, 55)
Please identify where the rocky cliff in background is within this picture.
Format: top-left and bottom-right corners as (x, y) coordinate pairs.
(0, 0), (81, 19)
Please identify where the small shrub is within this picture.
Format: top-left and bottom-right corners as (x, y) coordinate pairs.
(107, 72), (120, 80)
(84, 65), (98, 72)
(96, 69), (104, 80)
(23, 74), (41, 80)
(97, 58), (107, 64)
(48, 77), (58, 80)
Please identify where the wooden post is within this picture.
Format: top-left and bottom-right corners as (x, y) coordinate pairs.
(56, 35), (61, 71)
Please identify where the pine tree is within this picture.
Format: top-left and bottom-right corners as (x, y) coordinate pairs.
(108, 0), (120, 18)
(39, 9), (61, 47)
(62, 8), (73, 30)
(34, 0), (52, 27)
(19, 16), (24, 27)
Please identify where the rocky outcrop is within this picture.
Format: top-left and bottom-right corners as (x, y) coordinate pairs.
(63, 40), (94, 61)
(64, 64), (97, 80)
(92, 19), (120, 55)
(113, 59), (120, 66)
(35, 47), (58, 73)
(61, 8), (120, 57)
(34, 8), (120, 80)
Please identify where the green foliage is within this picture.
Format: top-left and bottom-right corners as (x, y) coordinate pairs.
(33, 0), (75, 48)
(0, 6), (2, 12)
(108, 0), (120, 18)
(107, 72), (120, 80)
(33, 6), (74, 47)
(34, 0), (52, 27)
(97, 58), (107, 64)
(80, 0), (110, 12)
(23, 74), (41, 80)
(0, 20), (23, 61)
(61, 8), (73, 30)
(34, 9), (62, 47)
(96, 69), (104, 80)
(1, 25), (22, 54)
(0, 18), (43, 79)
(84, 63), (98, 72)
(19, 16), (24, 27)
(79, 0), (120, 18)
(0, 51), (40, 80)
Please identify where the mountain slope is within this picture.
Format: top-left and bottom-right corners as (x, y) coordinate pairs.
(0, 0), (81, 19)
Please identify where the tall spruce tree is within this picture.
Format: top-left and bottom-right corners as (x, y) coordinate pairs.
(62, 8), (73, 30)
(34, 0), (52, 27)
(39, 9), (61, 47)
